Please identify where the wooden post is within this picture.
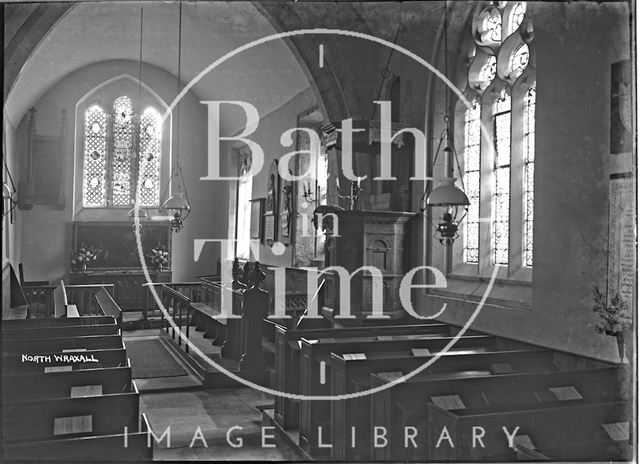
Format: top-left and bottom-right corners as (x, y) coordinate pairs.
(239, 262), (269, 371)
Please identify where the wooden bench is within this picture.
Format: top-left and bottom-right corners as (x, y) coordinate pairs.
(2, 323), (120, 340)
(190, 284), (244, 359)
(427, 399), (630, 461)
(331, 349), (560, 460)
(516, 436), (631, 461)
(273, 321), (463, 430)
(53, 280), (69, 318)
(3, 390), (140, 443)
(298, 333), (501, 457)
(4, 264), (30, 320)
(370, 363), (624, 461)
(3, 334), (123, 354)
(3, 347), (128, 375)
(95, 287), (123, 325)
(2, 412), (152, 461)
(2, 315), (116, 329)
(3, 365), (133, 402)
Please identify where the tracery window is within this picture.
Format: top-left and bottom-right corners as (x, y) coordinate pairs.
(82, 95), (162, 208)
(459, 1), (535, 271)
(493, 90), (512, 265)
(523, 87), (536, 267)
(463, 99), (481, 264)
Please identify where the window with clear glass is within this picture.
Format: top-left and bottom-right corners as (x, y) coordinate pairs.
(82, 96), (162, 208)
(463, 99), (481, 264)
(493, 91), (512, 265)
(523, 87), (536, 267)
(83, 105), (108, 207)
(457, 1), (534, 272)
(236, 156), (253, 260)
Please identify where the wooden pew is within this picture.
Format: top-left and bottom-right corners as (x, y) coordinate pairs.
(53, 280), (69, 318)
(273, 321), (462, 430)
(2, 323), (120, 340)
(298, 333), (506, 457)
(2, 315), (116, 329)
(370, 364), (625, 461)
(18, 262), (49, 287)
(190, 279), (244, 359)
(95, 287), (123, 325)
(3, 347), (128, 375)
(3, 365), (133, 402)
(5, 263), (30, 320)
(3, 334), (123, 354)
(3, 391), (140, 443)
(427, 399), (630, 461)
(327, 348), (555, 460)
(516, 436), (631, 461)
(2, 412), (153, 461)
(330, 348), (561, 460)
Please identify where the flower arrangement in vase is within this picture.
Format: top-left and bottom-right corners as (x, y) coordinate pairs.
(593, 286), (631, 362)
(148, 246), (169, 271)
(71, 243), (101, 271)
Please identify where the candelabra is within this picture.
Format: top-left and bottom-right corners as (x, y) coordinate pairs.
(302, 181), (319, 204)
(336, 177), (363, 211)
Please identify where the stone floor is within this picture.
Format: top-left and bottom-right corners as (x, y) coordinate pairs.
(123, 329), (306, 461)
(140, 388), (306, 461)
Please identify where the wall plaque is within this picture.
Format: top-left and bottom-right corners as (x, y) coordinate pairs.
(607, 173), (635, 325)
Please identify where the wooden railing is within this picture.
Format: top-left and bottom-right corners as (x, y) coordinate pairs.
(155, 260), (269, 369)
(23, 284), (114, 318)
(66, 284), (115, 316)
(157, 284), (193, 353)
(143, 282), (203, 319)
(22, 286), (55, 319)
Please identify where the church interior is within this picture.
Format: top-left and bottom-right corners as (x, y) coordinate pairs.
(1, 1), (636, 462)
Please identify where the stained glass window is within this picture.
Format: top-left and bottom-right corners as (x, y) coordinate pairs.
(463, 100), (481, 264)
(83, 105), (108, 207)
(523, 87), (536, 267)
(82, 96), (162, 208)
(493, 91), (511, 265)
(138, 108), (162, 206)
(111, 96), (134, 206)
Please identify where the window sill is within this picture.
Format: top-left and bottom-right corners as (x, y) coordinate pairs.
(428, 273), (532, 311)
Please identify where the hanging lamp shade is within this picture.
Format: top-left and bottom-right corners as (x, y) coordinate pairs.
(162, 189), (190, 233)
(162, 191), (190, 213)
(426, 177), (470, 207)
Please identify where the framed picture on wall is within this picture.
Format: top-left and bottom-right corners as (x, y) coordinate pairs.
(250, 198), (265, 240)
(264, 160), (279, 244)
(611, 59), (632, 154)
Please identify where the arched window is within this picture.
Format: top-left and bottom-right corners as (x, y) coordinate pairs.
(492, 90), (512, 265)
(459, 1), (535, 272)
(463, 99), (481, 264)
(82, 95), (162, 208)
(523, 87), (536, 267)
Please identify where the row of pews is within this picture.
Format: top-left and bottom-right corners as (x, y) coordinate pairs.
(2, 266), (151, 460)
(267, 318), (632, 461)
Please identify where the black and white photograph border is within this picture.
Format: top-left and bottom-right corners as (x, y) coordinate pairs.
(1, 0), (637, 462)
